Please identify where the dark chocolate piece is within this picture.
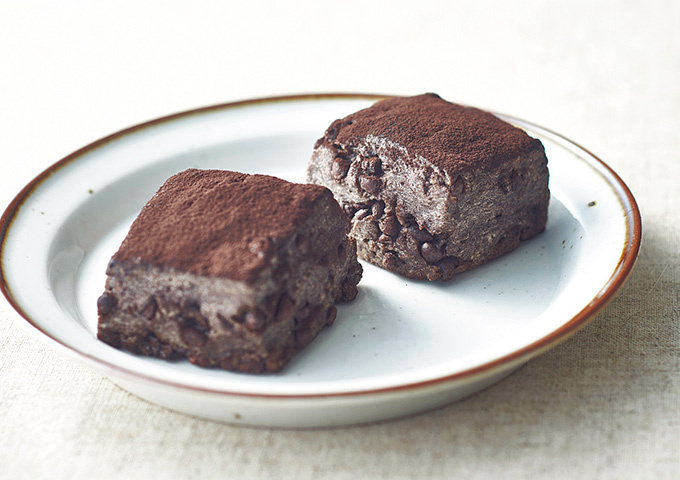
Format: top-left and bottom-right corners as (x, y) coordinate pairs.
(97, 169), (362, 373)
(307, 93), (549, 281)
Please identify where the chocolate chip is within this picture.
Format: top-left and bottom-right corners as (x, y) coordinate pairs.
(395, 205), (415, 226)
(346, 263), (363, 284)
(296, 305), (327, 348)
(343, 203), (358, 218)
(120, 333), (141, 352)
(219, 351), (265, 373)
(340, 279), (359, 302)
(371, 200), (385, 218)
(264, 348), (288, 372)
(184, 300), (200, 311)
(181, 327), (207, 347)
(395, 230), (411, 252)
(358, 175), (383, 195)
(296, 234), (310, 254)
(218, 354), (235, 371)
(436, 256), (460, 281)
(187, 351), (211, 367)
(97, 293), (117, 316)
(97, 330), (121, 348)
(295, 330), (315, 349)
(217, 313), (235, 331)
(364, 221), (381, 240)
(383, 251), (402, 271)
(451, 175), (465, 198)
(158, 343), (177, 360)
(326, 307), (337, 326)
(379, 215), (401, 237)
(236, 354), (265, 373)
(140, 335), (162, 357)
(354, 208), (371, 220)
(275, 294), (295, 322)
(378, 234), (392, 245)
(363, 157), (383, 176)
(332, 157), (351, 181)
(184, 310), (209, 332)
(244, 310), (266, 332)
(420, 242), (445, 264)
(140, 298), (157, 320)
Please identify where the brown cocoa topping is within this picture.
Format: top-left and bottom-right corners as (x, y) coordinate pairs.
(330, 93), (542, 174)
(111, 169), (339, 283)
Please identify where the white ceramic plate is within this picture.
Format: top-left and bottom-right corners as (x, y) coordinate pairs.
(1, 94), (640, 428)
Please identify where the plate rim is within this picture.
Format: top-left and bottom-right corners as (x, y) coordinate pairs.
(0, 93), (642, 399)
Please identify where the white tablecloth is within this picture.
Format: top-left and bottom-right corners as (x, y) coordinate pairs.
(1, 1), (678, 478)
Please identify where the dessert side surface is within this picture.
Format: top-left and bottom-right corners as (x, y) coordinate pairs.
(307, 93), (550, 281)
(96, 169), (362, 373)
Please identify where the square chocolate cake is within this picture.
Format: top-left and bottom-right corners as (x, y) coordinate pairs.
(97, 169), (362, 373)
(307, 93), (549, 281)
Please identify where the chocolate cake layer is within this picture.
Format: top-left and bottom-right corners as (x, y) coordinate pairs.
(97, 169), (362, 373)
(307, 93), (549, 281)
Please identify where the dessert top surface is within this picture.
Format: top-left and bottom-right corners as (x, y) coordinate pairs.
(112, 169), (333, 282)
(324, 93), (543, 172)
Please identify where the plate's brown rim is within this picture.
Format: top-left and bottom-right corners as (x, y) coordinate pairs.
(0, 93), (642, 400)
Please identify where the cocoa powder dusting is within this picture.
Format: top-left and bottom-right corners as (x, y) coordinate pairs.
(113, 169), (332, 282)
(329, 93), (543, 172)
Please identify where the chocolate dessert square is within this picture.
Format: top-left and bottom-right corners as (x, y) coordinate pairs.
(97, 169), (362, 373)
(307, 93), (549, 281)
